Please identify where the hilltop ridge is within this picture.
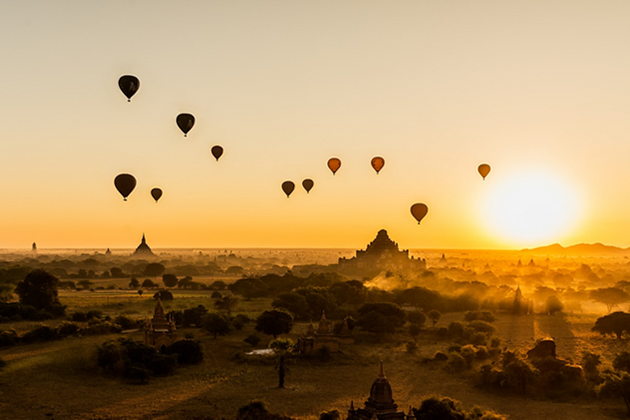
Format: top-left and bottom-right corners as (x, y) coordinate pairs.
(522, 242), (629, 255)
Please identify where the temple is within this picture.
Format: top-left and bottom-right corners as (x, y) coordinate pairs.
(338, 230), (426, 274)
(144, 297), (177, 350)
(346, 362), (409, 420)
(297, 312), (355, 355)
(134, 233), (154, 256)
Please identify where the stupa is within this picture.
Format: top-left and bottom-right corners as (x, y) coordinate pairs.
(346, 362), (408, 419)
(133, 234), (154, 256)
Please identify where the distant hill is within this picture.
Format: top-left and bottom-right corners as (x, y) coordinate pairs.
(522, 243), (630, 255)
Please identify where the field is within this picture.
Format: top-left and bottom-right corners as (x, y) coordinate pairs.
(1, 289), (629, 420)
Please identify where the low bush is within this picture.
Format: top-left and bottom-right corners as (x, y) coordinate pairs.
(164, 339), (203, 365)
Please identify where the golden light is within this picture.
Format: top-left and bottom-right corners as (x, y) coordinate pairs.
(481, 171), (581, 246)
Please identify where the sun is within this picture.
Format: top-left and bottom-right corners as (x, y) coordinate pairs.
(481, 171), (581, 246)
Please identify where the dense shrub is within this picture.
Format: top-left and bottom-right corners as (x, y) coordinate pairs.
(21, 325), (59, 343)
(233, 314), (251, 330)
(57, 321), (81, 337)
(113, 315), (138, 330)
(236, 401), (294, 420)
(97, 338), (179, 382)
(0, 330), (18, 347)
(413, 396), (507, 420)
(464, 310), (496, 323)
(82, 321), (122, 335)
(183, 305), (208, 327)
(164, 339), (203, 365)
(244, 334), (261, 347)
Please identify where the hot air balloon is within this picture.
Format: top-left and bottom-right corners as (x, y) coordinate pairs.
(327, 158), (341, 175)
(151, 188), (163, 203)
(282, 181), (295, 197)
(114, 174), (136, 201)
(118, 75), (139, 102)
(302, 179), (314, 193)
(371, 156), (385, 174)
(410, 203), (428, 224)
(176, 113), (195, 137)
(478, 163), (491, 180)
(211, 145), (223, 161)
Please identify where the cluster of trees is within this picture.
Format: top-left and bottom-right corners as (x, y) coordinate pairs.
(0, 320), (123, 349)
(0, 270), (66, 322)
(96, 338), (202, 383)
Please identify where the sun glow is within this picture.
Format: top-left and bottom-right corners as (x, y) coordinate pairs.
(482, 171), (581, 246)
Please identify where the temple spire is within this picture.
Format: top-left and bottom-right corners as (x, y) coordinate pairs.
(379, 360), (385, 378)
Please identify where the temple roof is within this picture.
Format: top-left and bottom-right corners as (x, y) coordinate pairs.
(134, 233), (154, 256)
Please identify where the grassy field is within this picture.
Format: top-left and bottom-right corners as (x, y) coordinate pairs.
(1, 294), (628, 419)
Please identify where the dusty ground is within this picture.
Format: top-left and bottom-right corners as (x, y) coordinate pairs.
(1, 311), (628, 420)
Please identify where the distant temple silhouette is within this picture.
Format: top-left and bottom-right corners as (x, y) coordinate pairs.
(134, 234), (154, 256)
(338, 229), (426, 273)
(346, 362), (408, 419)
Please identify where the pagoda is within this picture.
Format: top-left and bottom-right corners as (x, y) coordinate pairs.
(144, 297), (177, 350)
(133, 233), (154, 256)
(346, 362), (408, 420)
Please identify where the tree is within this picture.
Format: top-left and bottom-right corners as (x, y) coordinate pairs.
(203, 312), (233, 339)
(614, 352), (630, 373)
(153, 290), (173, 300)
(592, 312), (630, 339)
(598, 372), (630, 415)
(15, 269), (60, 310)
(214, 295), (239, 316)
(427, 309), (442, 327)
(269, 338), (293, 388)
(183, 305), (208, 327)
(77, 280), (94, 290)
(142, 279), (158, 289)
(409, 324), (422, 340)
(0, 284), (14, 303)
(255, 309), (293, 339)
(144, 263), (166, 278)
(128, 278), (140, 289)
(590, 288), (630, 313)
(407, 311), (427, 326)
(271, 292), (310, 320)
(110, 267), (124, 278)
(356, 302), (407, 334)
(545, 295), (564, 315)
(162, 274), (178, 288)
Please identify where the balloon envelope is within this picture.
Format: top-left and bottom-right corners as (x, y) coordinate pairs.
(176, 114), (195, 137)
(410, 203), (428, 224)
(151, 188), (163, 203)
(114, 174), (136, 201)
(302, 179), (314, 193)
(282, 181), (295, 197)
(118, 75), (139, 102)
(327, 158), (341, 175)
(211, 145), (224, 161)
(371, 156), (385, 174)
(478, 163), (491, 180)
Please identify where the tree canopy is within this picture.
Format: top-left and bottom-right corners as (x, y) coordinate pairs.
(15, 270), (61, 311)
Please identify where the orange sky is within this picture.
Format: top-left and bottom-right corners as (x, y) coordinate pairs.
(1, 1), (630, 250)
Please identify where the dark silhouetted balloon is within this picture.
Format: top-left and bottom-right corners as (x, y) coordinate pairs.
(328, 158), (341, 175)
(282, 181), (295, 198)
(478, 163), (491, 180)
(176, 113), (195, 137)
(211, 145), (223, 161)
(371, 156), (385, 174)
(410, 203), (428, 224)
(118, 75), (139, 102)
(114, 174), (136, 201)
(302, 179), (314, 193)
(151, 188), (163, 203)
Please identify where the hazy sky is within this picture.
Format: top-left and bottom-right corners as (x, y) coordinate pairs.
(1, 1), (630, 250)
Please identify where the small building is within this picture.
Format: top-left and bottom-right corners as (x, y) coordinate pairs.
(297, 312), (342, 354)
(144, 297), (177, 351)
(346, 362), (409, 420)
(134, 233), (154, 257)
